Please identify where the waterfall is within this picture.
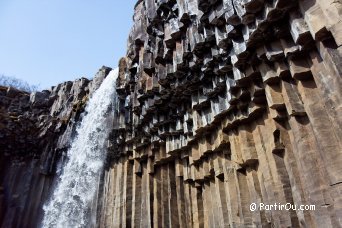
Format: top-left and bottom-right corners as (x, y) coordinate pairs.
(42, 68), (118, 228)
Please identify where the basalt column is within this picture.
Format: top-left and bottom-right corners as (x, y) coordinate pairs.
(0, 67), (112, 228)
(99, 0), (342, 227)
(98, 0), (342, 227)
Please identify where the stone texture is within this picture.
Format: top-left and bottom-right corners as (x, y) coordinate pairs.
(1, 0), (342, 227)
(98, 0), (342, 227)
(0, 66), (112, 228)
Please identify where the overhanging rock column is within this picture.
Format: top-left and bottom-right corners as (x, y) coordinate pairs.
(99, 0), (342, 227)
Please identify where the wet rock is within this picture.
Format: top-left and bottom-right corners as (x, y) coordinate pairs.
(0, 67), (112, 228)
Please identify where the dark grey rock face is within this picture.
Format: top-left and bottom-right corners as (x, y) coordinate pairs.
(1, 0), (342, 227)
(0, 66), (112, 228)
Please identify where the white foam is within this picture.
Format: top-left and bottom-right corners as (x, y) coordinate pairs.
(42, 68), (118, 228)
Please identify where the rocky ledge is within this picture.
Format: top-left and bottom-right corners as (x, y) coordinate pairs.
(100, 0), (342, 227)
(0, 66), (111, 227)
(1, 0), (342, 227)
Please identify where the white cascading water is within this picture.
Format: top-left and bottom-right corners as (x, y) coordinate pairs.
(42, 68), (118, 228)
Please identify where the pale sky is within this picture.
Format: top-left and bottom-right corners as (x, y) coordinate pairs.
(0, 0), (136, 89)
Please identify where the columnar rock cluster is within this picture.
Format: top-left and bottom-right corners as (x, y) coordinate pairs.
(0, 0), (341, 227)
(100, 0), (342, 227)
(0, 67), (111, 227)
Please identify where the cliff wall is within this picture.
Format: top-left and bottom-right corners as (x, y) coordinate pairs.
(99, 0), (342, 227)
(0, 66), (111, 228)
(0, 0), (341, 227)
